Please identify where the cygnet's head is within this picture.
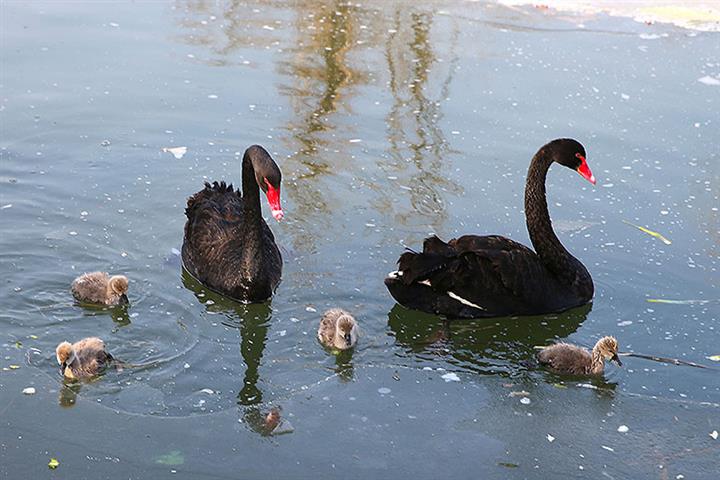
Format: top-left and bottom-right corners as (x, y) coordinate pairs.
(597, 336), (621, 366)
(56, 341), (77, 370)
(109, 275), (129, 303)
(335, 314), (358, 349)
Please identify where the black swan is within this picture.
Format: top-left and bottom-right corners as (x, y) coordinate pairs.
(385, 138), (595, 318)
(181, 145), (283, 303)
(537, 336), (621, 375)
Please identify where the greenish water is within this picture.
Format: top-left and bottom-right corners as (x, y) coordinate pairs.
(1, 1), (719, 478)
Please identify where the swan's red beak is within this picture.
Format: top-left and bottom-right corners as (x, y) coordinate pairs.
(264, 180), (284, 221)
(575, 154), (596, 185)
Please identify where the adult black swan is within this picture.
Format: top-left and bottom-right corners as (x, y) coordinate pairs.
(385, 138), (596, 319)
(182, 145), (283, 303)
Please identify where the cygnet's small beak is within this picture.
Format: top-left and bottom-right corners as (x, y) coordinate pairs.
(119, 294), (129, 305)
(611, 353), (622, 367)
(345, 334), (352, 347)
(60, 362), (67, 375)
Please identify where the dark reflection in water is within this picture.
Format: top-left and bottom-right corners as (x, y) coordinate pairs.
(378, 8), (461, 231)
(58, 381), (82, 408)
(75, 304), (132, 331)
(181, 270), (271, 407)
(332, 348), (355, 382)
(387, 303), (591, 376)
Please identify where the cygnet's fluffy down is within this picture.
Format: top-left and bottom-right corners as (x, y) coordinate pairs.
(71, 272), (129, 306)
(537, 336), (621, 375)
(318, 308), (359, 350)
(56, 337), (113, 379)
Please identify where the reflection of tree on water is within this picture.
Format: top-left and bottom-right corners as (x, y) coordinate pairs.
(181, 270), (271, 407)
(377, 9), (461, 234)
(387, 303), (592, 377)
(278, 1), (367, 252)
(173, 0), (281, 64)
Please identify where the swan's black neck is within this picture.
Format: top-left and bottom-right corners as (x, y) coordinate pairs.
(524, 149), (580, 283)
(241, 149), (263, 225)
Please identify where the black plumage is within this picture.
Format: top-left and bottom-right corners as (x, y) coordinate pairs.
(181, 145), (283, 303)
(385, 138), (595, 318)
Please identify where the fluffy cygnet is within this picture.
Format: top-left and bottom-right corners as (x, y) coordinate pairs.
(71, 272), (129, 306)
(56, 337), (113, 379)
(537, 336), (622, 375)
(317, 308), (359, 350)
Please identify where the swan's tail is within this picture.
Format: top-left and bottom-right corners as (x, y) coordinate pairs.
(393, 235), (456, 285)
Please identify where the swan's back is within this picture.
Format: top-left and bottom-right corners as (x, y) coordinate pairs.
(182, 181), (281, 302)
(385, 235), (581, 318)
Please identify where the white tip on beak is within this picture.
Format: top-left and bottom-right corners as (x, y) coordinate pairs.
(272, 209), (284, 221)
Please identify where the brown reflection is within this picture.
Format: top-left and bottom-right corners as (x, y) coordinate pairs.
(277, 1), (367, 252)
(375, 8), (462, 236)
(173, 0), (282, 65)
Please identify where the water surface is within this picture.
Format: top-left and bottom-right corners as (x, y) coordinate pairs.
(1, 1), (719, 478)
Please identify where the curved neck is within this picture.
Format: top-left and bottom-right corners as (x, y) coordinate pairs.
(524, 151), (576, 279)
(242, 151), (262, 224)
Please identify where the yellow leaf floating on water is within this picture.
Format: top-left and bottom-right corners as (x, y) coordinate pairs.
(647, 299), (710, 305)
(48, 458), (59, 469)
(9, 365), (20, 370)
(707, 355), (720, 362)
(623, 220), (672, 245)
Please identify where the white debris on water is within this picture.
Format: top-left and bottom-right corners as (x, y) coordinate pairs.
(22, 387), (36, 395)
(601, 445), (615, 452)
(305, 306), (317, 313)
(199, 388), (214, 395)
(378, 387), (391, 395)
(698, 75), (720, 86)
(547, 434), (555, 442)
(441, 372), (460, 382)
(617, 425), (629, 433)
(711, 430), (719, 440)
(162, 146), (187, 159)
(617, 320), (633, 327)
(520, 397), (531, 405)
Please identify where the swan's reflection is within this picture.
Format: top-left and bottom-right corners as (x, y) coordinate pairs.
(387, 303), (592, 376)
(181, 269), (271, 407)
